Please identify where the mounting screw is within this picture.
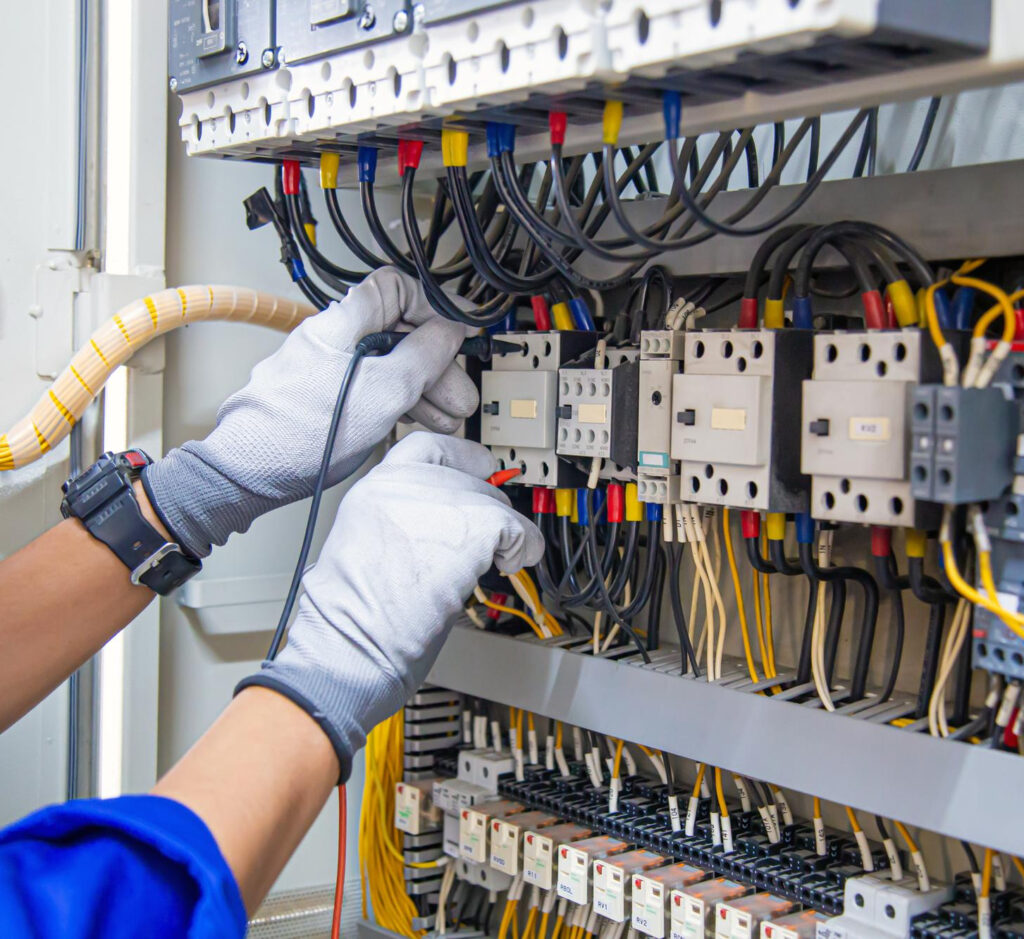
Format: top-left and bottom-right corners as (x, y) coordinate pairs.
(412, 2), (426, 24)
(168, 76), (178, 92)
(358, 5), (376, 29)
(261, 47), (276, 68)
(235, 41), (249, 65)
(393, 9), (409, 31)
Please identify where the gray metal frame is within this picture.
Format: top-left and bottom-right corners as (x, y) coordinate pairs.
(428, 625), (1024, 855)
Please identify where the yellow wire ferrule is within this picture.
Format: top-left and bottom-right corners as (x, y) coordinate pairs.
(441, 128), (469, 167)
(766, 512), (786, 542)
(570, 493), (579, 525)
(320, 151), (340, 189)
(764, 298), (785, 329)
(555, 488), (574, 518)
(551, 301), (574, 331)
(602, 100), (623, 146)
(624, 483), (644, 522)
(887, 279), (918, 328)
(303, 222), (317, 246)
(906, 528), (927, 559)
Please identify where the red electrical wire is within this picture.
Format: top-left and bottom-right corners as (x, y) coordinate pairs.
(331, 785), (347, 939)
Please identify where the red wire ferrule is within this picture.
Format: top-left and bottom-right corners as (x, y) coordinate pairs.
(282, 160), (302, 196)
(741, 510), (760, 540)
(607, 484), (625, 524)
(861, 290), (886, 330)
(398, 139), (424, 175)
(870, 525), (892, 558)
(533, 487), (555, 514)
(531, 296), (553, 330)
(488, 467), (522, 487)
(486, 592), (508, 621)
(549, 112), (567, 146)
(738, 297), (759, 329)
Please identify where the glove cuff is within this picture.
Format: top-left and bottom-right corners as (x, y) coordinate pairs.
(233, 674), (354, 784)
(235, 629), (408, 780)
(143, 446), (277, 559)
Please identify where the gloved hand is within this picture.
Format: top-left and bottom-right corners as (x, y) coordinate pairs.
(236, 432), (544, 778)
(143, 267), (478, 558)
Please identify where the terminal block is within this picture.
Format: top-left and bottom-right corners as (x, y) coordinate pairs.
(801, 330), (953, 527)
(556, 357), (640, 479)
(816, 874), (952, 939)
(637, 331), (685, 505)
(909, 385), (1018, 504)
(480, 331), (597, 487)
(671, 330), (811, 512)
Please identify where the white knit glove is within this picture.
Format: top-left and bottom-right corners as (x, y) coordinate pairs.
(143, 268), (478, 558)
(236, 433), (544, 778)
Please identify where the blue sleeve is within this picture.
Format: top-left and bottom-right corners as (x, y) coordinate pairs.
(0, 794), (247, 938)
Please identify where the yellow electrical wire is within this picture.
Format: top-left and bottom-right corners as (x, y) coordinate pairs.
(751, 566), (770, 675)
(522, 907), (538, 939)
(845, 806), (862, 833)
(691, 763), (706, 798)
(941, 541), (1024, 638)
(1012, 856), (1024, 881)
(539, 912), (550, 939)
(974, 287), (1024, 339)
(612, 738), (625, 779)
(713, 767), (729, 819)
(555, 721), (563, 750)
(550, 916), (564, 939)
(473, 587), (547, 638)
(982, 849), (994, 899)
(813, 796), (822, 817)
(961, 275), (1016, 343)
(762, 572), (777, 678)
(723, 509), (761, 683)
(892, 820), (919, 854)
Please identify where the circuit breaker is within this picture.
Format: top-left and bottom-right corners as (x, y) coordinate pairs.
(671, 330), (811, 513)
(556, 352), (640, 481)
(275, 0), (410, 65)
(168, 0), (275, 92)
(637, 330), (685, 505)
(801, 330), (952, 528)
(480, 332), (597, 487)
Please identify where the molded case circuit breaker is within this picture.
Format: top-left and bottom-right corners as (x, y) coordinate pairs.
(480, 331), (597, 487)
(801, 330), (955, 528)
(671, 330), (812, 513)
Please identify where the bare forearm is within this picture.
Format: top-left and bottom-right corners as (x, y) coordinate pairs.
(0, 482), (162, 731)
(152, 686), (339, 913)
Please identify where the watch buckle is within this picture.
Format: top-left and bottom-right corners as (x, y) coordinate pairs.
(131, 542), (182, 585)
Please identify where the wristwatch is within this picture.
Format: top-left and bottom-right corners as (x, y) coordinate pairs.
(61, 449), (201, 595)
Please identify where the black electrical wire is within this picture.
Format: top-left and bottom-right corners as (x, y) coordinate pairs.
(266, 341), (375, 660)
(961, 841), (980, 875)
(873, 553), (907, 704)
(744, 224), (809, 300)
(646, 544), (666, 651)
(285, 192), (364, 288)
(667, 543), (702, 676)
(745, 537), (776, 575)
(908, 556), (955, 605)
(670, 109), (870, 238)
(772, 122), (785, 168)
(769, 538), (803, 577)
(915, 602), (946, 719)
(796, 579), (819, 686)
(951, 596), (974, 726)
(324, 188), (388, 270)
(806, 117), (821, 182)
(798, 541), (879, 702)
(852, 107), (878, 179)
(607, 520), (640, 602)
(823, 578), (846, 685)
(400, 166), (514, 326)
(907, 97), (941, 173)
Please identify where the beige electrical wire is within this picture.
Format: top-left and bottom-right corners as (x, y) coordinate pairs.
(928, 597), (972, 737)
(0, 285), (316, 470)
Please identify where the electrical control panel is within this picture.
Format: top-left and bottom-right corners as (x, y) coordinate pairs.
(480, 332), (597, 487)
(672, 330), (811, 513)
(168, 0), (275, 92)
(801, 330), (947, 528)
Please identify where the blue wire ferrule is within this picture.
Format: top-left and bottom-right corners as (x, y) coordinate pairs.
(569, 297), (596, 331)
(289, 257), (307, 282)
(662, 91), (682, 141)
(952, 286), (976, 330)
(487, 311), (517, 334)
(645, 502), (663, 523)
(593, 487), (606, 521)
(576, 489), (590, 527)
(357, 146), (378, 184)
(486, 122), (516, 158)
(795, 512), (815, 545)
(792, 295), (814, 330)
(932, 287), (953, 330)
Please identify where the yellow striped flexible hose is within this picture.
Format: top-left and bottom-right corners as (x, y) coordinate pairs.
(0, 286), (316, 471)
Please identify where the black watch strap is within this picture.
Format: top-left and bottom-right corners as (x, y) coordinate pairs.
(61, 450), (201, 596)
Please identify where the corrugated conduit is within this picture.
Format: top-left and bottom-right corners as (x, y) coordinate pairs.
(0, 285), (316, 471)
